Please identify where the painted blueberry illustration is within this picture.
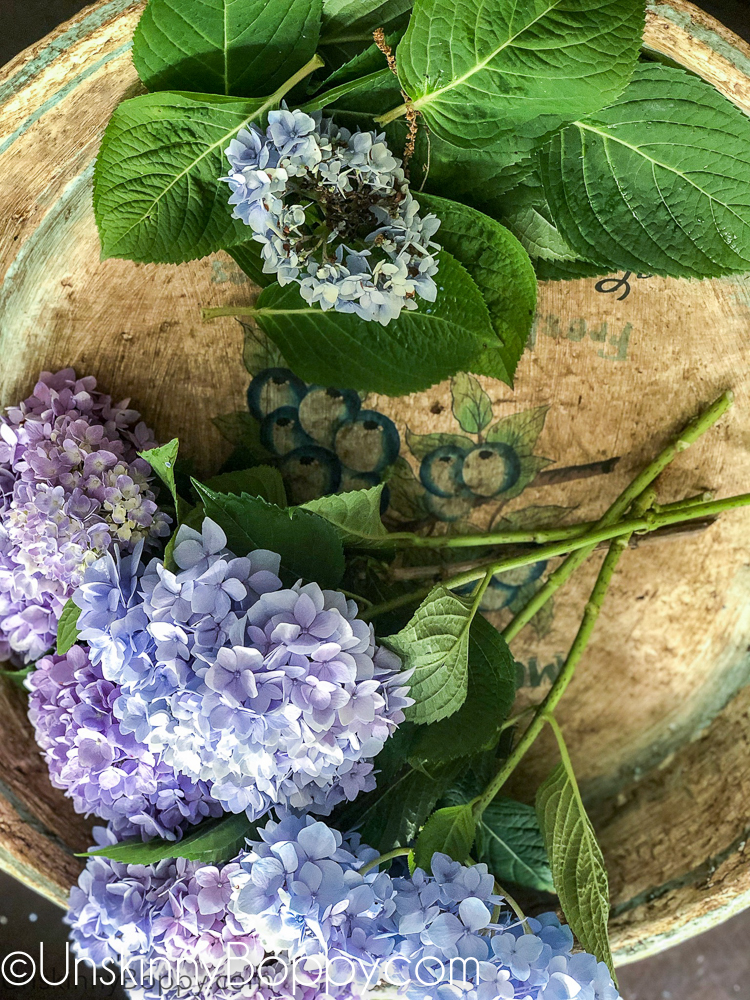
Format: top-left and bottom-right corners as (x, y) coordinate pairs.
(260, 406), (313, 456)
(247, 367), (306, 420)
(419, 445), (469, 498)
(334, 411), (400, 473)
(340, 467), (381, 492)
(279, 446), (342, 503)
(298, 386), (361, 449)
(461, 442), (521, 498)
(424, 492), (474, 522)
(480, 560), (549, 611)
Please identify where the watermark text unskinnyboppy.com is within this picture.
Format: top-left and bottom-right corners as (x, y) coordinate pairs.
(1, 942), (481, 994)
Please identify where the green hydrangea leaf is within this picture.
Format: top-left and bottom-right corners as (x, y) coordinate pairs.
(300, 485), (388, 546)
(204, 466), (287, 507)
(248, 251), (495, 395)
(385, 586), (478, 725)
(191, 481), (345, 588)
(536, 760), (615, 977)
(540, 63), (750, 277)
(81, 813), (256, 865)
(408, 614), (516, 767)
(413, 804), (476, 872)
(476, 798), (554, 893)
(394, 0), (645, 148)
(56, 599), (81, 656)
(321, 0), (412, 41)
(332, 758), (463, 853)
(94, 91), (279, 264)
(227, 243), (274, 288)
(132, 0), (322, 97)
(418, 194), (537, 385)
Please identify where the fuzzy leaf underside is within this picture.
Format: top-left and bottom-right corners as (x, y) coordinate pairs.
(385, 586), (475, 725)
(408, 614), (516, 767)
(536, 762), (615, 977)
(540, 63), (750, 277)
(476, 798), (554, 893)
(413, 804), (476, 871)
(300, 485), (388, 546)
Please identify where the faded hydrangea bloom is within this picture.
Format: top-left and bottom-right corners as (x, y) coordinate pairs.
(0, 370), (171, 663)
(73, 517), (412, 820)
(221, 109), (441, 325)
(27, 644), (221, 841)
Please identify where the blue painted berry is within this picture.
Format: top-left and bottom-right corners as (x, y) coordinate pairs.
(419, 445), (469, 498)
(247, 368), (306, 420)
(279, 445), (342, 503)
(334, 410), (400, 473)
(462, 443), (521, 498)
(260, 406), (313, 456)
(298, 386), (361, 449)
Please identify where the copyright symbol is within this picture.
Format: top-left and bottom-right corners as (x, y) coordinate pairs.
(2, 951), (36, 986)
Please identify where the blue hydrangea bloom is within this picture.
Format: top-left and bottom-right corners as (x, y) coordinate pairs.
(73, 518), (412, 821)
(69, 818), (622, 1000)
(26, 643), (221, 841)
(221, 110), (441, 326)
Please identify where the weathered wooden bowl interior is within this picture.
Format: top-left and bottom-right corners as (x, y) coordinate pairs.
(1, 0), (750, 966)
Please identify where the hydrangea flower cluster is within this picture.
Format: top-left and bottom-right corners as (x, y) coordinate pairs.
(73, 518), (411, 820)
(221, 109), (441, 325)
(66, 828), (267, 1000)
(26, 643), (221, 841)
(0, 369), (170, 664)
(67, 817), (622, 1000)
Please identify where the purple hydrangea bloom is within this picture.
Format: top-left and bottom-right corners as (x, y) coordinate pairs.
(73, 518), (412, 821)
(68, 819), (622, 1000)
(0, 370), (171, 664)
(66, 828), (268, 1000)
(27, 643), (221, 841)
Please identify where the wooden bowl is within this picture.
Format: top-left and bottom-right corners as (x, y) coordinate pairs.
(1, 0), (749, 965)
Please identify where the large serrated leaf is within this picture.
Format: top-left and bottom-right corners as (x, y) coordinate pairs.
(132, 0), (322, 97)
(248, 251), (494, 395)
(192, 481), (345, 589)
(94, 91), (275, 264)
(540, 63), (750, 277)
(476, 798), (554, 893)
(333, 758), (463, 852)
(419, 194), (537, 385)
(301, 485), (388, 546)
(321, 0), (412, 40)
(408, 614), (516, 767)
(385, 586), (476, 725)
(204, 466), (287, 507)
(394, 0), (645, 148)
(413, 804), (476, 872)
(82, 813), (256, 865)
(536, 761), (615, 977)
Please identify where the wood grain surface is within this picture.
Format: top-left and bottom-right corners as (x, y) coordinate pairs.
(0, 0), (749, 963)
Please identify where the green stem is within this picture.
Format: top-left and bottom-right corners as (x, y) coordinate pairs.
(302, 67), (394, 112)
(277, 53), (326, 97)
(472, 490), (654, 817)
(361, 487), (750, 622)
(376, 102), (410, 125)
(359, 847), (412, 876)
(493, 880), (531, 933)
(501, 391), (733, 642)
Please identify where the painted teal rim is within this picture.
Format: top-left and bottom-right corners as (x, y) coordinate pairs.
(0, 0), (139, 105)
